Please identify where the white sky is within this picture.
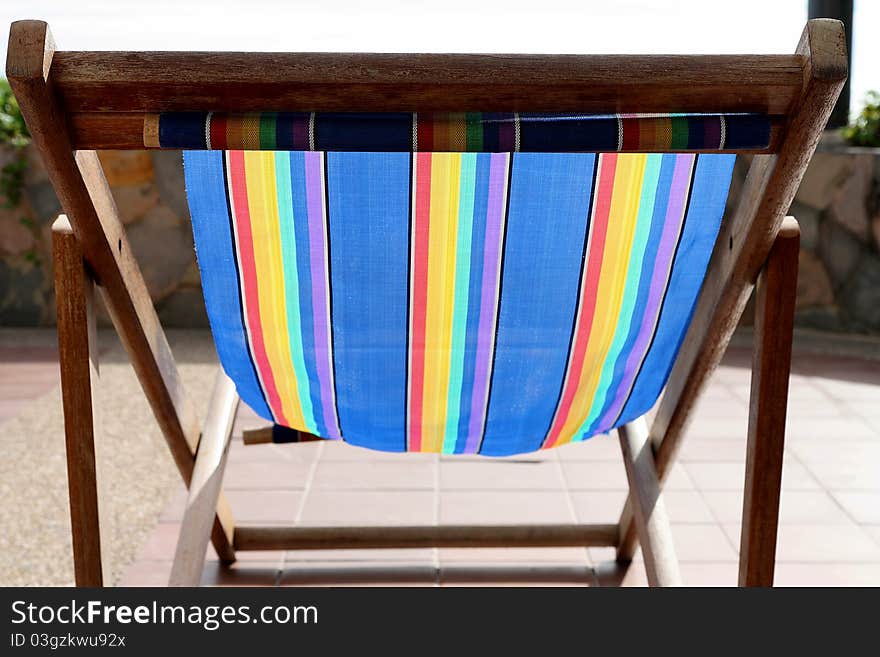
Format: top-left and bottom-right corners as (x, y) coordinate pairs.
(2, 0), (877, 117)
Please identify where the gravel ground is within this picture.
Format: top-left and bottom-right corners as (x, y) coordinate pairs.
(0, 330), (218, 586)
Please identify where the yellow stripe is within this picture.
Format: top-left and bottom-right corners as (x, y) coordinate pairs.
(556, 154), (647, 444)
(243, 152), (307, 429)
(448, 113), (467, 152)
(657, 118), (672, 150)
(238, 114), (262, 150)
(421, 153), (461, 452)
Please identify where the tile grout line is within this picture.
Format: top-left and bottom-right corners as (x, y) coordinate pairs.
(275, 440), (325, 586)
(822, 490), (880, 550)
(553, 448), (596, 586)
(681, 425), (745, 558)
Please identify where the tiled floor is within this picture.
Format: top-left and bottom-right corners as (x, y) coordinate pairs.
(2, 331), (879, 586)
(118, 344), (880, 587)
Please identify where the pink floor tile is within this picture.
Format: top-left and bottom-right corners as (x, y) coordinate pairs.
(439, 460), (566, 490)
(439, 491), (574, 524)
(830, 491), (880, 524)
(678, 562), (738, 586)
(667, 524), (738, 562)
(311, 460), (435, 490)
(225, 490), (302, 524)
(662, 491), (716, 523)
(702, 490), (853, 525)
(684, 460), (820, 491)
(724, 523), (880, 563)
(222, 460), (314, 490)
(569, 490), (628, 524)
(560, 461), (630, 490)
(773, 563), (880, 586)
(299, 491), (434, 526)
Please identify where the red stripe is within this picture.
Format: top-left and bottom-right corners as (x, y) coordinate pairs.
(408, 153), (433, 451)
(227, 151), (287, 424)
(622, 118), (640, 151)
(418, 114), (434, 152)
(543, 154), (617, 447)
(210, 115), (227, 150)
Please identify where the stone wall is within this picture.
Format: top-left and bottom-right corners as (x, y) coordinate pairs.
(2, 142), (879, 333)
(729, 140), (880, 333)
(0, 147), (206, 328)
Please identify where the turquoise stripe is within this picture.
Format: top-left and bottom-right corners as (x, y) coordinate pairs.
(274, 152), (317, 432)
(442, 154), (478, 454)
(575, 154), (663, 439)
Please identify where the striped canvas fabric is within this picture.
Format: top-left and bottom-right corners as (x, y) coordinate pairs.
(156, 112), (771, 152)
(185, 150), (734, 455)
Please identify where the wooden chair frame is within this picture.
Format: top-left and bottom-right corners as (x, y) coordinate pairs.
(7, 19), (845, 587)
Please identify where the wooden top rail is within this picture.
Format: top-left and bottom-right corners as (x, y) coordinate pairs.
(43, 50), (806, 151)
(47, 51), (806, 116)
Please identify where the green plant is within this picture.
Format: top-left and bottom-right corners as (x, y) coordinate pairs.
(0, 155), (27, 208)
(0, 79), (30, 147)
(843, 91), (880, 147)
(0, 79), (31, 209)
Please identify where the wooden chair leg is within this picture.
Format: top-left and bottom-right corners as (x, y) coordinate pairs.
(739, 217), (800, 587)
(53, 215), (107, 587)
(618, 418), (682, 587)
(169, 370), (239, 586)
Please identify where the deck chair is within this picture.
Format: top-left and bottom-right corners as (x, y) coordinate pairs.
(7, 19), (845, 587)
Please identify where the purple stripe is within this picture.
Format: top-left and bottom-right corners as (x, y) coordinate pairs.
(498, 116), (516, 153)
(304, 152), (340, 439)
(704, 117), (722, 150)
(464, 153), (508, 453)
(596, 154), (695, 430)
(292, 115), (310, 151)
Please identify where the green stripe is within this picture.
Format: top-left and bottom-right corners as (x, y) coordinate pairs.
(670, 117), (689, 150)
(576, 154), (663, 437)
(442, 153), (478, 454)
(274, 152), (316, 432)
(260, 112), (277, 150)
(466, 113), (483, 152)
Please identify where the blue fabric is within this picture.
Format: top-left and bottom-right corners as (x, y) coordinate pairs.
(325, 153), (412, 451)
(480, 154), (598, 456)
(617, 154), (735, 425)
(183, 150), (272, 419)
(185, 150), (733, 455)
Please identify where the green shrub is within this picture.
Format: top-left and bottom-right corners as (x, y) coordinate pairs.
(0, 79), (30, 147)
(0, 79), (31, 209)
(843, 91), (880, 147)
